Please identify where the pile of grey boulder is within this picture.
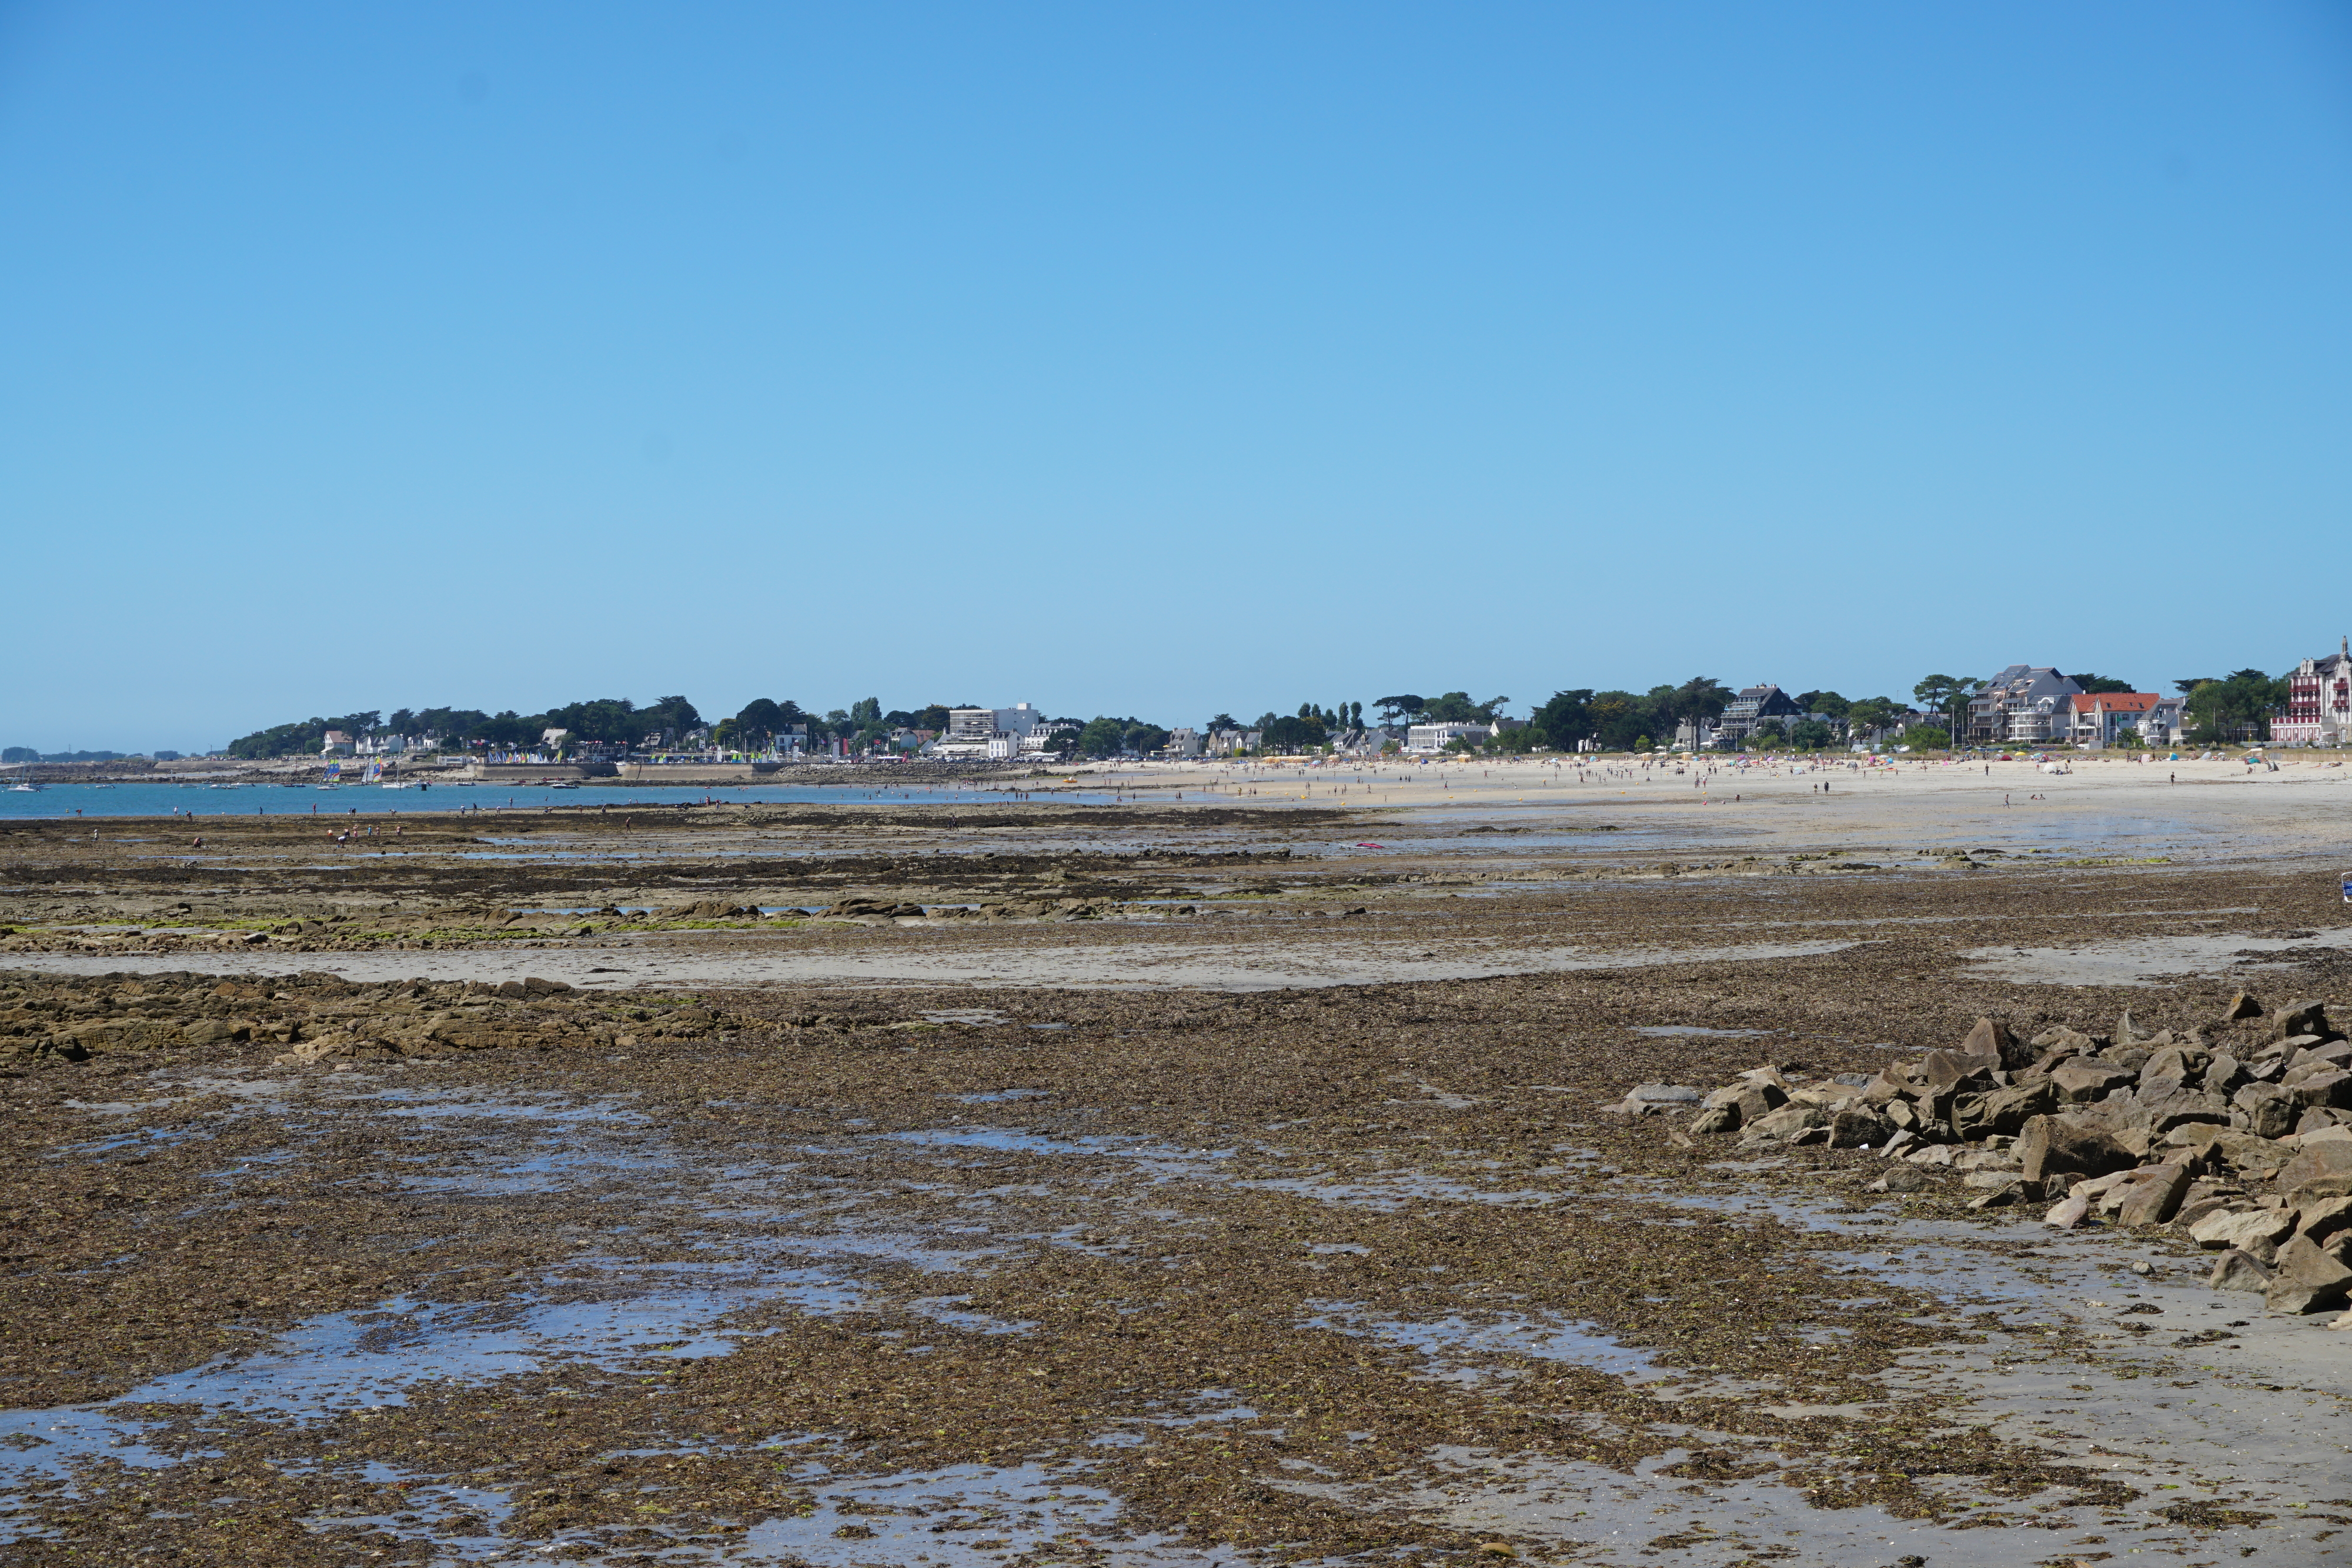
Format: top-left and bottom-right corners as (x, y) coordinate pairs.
(1666, 997), (2352, 1316)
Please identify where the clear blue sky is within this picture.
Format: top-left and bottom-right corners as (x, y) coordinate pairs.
(5, 2), (2349, 752)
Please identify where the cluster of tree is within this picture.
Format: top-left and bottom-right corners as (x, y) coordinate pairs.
(527, 696), (706, 747)
(223, 694), (1016, 760)
(1255, 713), (1325, 751)
(885, 704), (955, 733)
(2180, 669), (2288, 743)
(1373, 693), (1506, 725)
(1076, 716), (1171, 758)
(226, 697), (709, 758)
(1242, 702), (1365, 751)
(1511, 678), (1727, 753)
(1494, 679), (1943, 754)
(1785, 691), (1907, 742)
(227, 711), (397, 760)
(719, 697), (947, 752)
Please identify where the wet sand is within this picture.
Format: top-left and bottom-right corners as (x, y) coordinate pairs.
(3, 781), (2348, 1565)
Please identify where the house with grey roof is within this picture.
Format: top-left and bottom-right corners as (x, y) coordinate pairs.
(1964, 667), (2083, 747)
(1715, 684), (1804, 745)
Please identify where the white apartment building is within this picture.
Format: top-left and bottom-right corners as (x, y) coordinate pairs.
(1407, 722), (1492, 752)
(934, 703), (1048, 758)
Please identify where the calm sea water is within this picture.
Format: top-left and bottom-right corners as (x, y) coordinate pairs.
(0, 780), (1123, 820)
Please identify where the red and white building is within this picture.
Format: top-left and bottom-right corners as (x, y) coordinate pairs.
(2274, 640), (2352, 747)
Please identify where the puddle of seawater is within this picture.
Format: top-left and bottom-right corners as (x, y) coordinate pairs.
(733, 1460), (1217, 1568)
(0, 1408), (203, 1486)
(1593, 1181), (2336, 1352)
(877, 1127), (1228, 1172)
(295, 1465), (514, 1561)
(360, 1088), (649, 1125)
(906, 1297), (1035, 1336)
(1287, 1442), (2092, 1567)
(0, 1270), (866, 1496)
(1237, 1169), (1559, 1211)
(1305, 1303), (1661, 1382)
(49, 1125), (216, 1158)
(1120, 1389), (1260, 1430)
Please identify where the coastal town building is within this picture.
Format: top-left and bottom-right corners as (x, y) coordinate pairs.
(1019, 721), (1077, 755)
(1965, 666), (2083, 747)
(930, 704), (1048, 759)
(2273, 640), (2352, 746)
(1331, 726), (1404, 755)
(1850, 709), (1933, 749)
(1798, 711), (1849, 742)
(355, 733), (436, 755)
(1165, 728), (1203, 757)
(2065, 691), (2162, 748)
(1406, 721), (1493, 751)
(1714, 686), (1802, 744)
(320, 730), (356, 757)
(2001, 692), (2071, 745)
(947, 705), (1043, 741)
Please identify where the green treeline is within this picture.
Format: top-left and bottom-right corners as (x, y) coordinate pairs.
(226, 697), (707, 758)
(206, 665), (2310, 762)
(224, 695), (973, 758)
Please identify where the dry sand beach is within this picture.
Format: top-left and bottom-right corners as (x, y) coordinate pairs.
(2, 756), (2349, 1566)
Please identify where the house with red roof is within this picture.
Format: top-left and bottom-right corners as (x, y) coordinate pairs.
(2065, 691), (2169, 748)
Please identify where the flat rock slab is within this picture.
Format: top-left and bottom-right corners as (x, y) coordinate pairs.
(1960, 928), (2352, 987)
(0, 935), (1862, 993)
